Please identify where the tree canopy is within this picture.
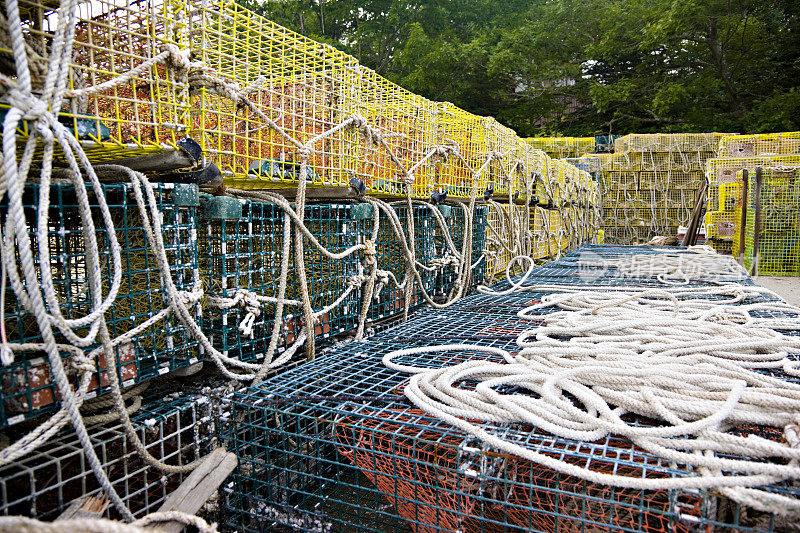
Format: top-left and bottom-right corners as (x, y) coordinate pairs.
(243, 0), (800, 137)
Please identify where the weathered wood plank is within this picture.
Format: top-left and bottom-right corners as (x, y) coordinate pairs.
(150, 447), (238, 533)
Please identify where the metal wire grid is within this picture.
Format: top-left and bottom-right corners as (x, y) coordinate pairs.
(0, 384), (214, 521)
(480, 245), (756, 292)
(379, 311), (537, 345)
(435, 205), (488, 298)
(223, 333), (799, 533)
(352, 205), (436, 322)
(198, 198), (294, 362)
(434, 104), (486, 199)
(198, 202), (362, 356)
(0, 182), (201, 428)
(596, 133), (725, 245)
(1, 0), (189, 163)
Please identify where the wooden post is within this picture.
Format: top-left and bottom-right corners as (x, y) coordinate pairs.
(681, 178), (708, 247)
(738, 169), (749, 265)
(751, 167), (763, 275)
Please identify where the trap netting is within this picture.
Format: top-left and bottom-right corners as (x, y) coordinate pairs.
(704, 134), (800, 255)
(718, 132), (800, 158)
(0, 0), (190, 164)
(0, 181), (201, 428)
(223, 245), (798, 533)
(0, 382), (214, 521)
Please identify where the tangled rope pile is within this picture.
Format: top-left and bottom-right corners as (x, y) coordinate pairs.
(385, 255), (800, 517)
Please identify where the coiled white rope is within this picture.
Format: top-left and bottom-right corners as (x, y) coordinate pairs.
(384, 272), (800, 516)
(579, 245), (748, 285)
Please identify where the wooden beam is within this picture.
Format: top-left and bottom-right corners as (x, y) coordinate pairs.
(681, 179), (708, 246)
(738, 169), (749, 265)
(57, 495), (109, 521)
(751, 167), (763, 275)
(151, 447), (238, 533)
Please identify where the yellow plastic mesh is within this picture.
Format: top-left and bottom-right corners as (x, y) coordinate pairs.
(525, 137), (594, 159)
(0, 0), (189, 162)
(718, 132), (800, 158)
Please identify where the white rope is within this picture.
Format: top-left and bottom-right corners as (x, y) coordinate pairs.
(0, 0), (593, 522)
(384, 275), (800, 516)
(0, 511), (216, 532)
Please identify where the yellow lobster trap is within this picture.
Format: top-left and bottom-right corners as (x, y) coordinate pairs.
(719, 132), (800, 158)
(189, 0), (365, 191)
(0, 0), (191, 166)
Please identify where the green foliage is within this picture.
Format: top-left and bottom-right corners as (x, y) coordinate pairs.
(244, 0), (800, 137)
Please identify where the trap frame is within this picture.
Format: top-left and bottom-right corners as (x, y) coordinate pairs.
(0, 384), (214, 521)
(0, 181), (201, 428)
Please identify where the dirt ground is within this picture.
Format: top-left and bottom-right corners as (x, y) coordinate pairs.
(756, 276), (800, 306)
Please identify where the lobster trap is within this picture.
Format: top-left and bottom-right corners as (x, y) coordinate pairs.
(0, 181), (201, 428)
(0, 0), (191, 165)
(223, 307), (797, 533)
(734, 169), (800, 275)
(434, 204), (488, 298)
(189, 0), (440, 198)
(350, 203), (436, 321)
(718, 132), (800, 158)
(525, 137), (594, 159)
(0, 383), (214, 521)
(198, 198), (363, 362)
(614, 133), (726, 154)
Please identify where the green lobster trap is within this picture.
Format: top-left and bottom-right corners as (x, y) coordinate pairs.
(351, 203), (436, 322)
(0, 181), (201, 428)
(435, 204), (487, 297)
(198, 199), (362, 363)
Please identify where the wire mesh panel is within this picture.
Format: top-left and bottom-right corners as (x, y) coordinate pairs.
(191, 0), (360, 190)
(0, 182), (201, 428)
(434, 103), (488, 199)
(435, 205), (488, 297)
(198, 197), (293, 362)
(359, 71), (437, 199)
(351, 204), (436, 321)
(597, 133), (722, 245)
(288, 204), (363, 342)
(0, 385), (214, 520)
(0, 0), (190, 163)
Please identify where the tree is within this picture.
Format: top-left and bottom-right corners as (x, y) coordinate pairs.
(241, 0), (800, 136)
